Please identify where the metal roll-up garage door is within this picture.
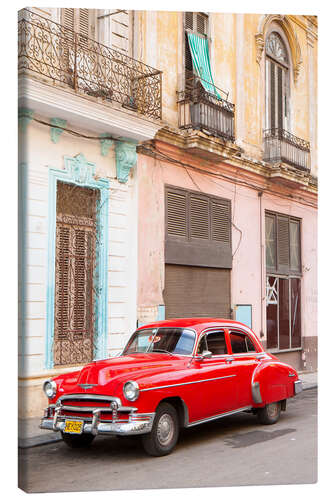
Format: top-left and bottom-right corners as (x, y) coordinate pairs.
(164, 264), (231, 319)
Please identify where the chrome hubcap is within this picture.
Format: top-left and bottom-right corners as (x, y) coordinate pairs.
(156, 413), (174, 446)
(267, 402), (279, 418)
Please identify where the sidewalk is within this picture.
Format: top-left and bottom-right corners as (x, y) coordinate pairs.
(18, 371), (317, 449)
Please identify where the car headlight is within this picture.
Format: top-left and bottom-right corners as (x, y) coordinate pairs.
(43, 380), (57, 399)
(123, 381), (139, 402)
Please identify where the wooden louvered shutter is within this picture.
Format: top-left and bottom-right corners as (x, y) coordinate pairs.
(56, 226), (70, 337)
(185, 13), (193, 73)
(211, 200), (231, 244)
(166, 190), (188, 238)
(196, 13), (207, 36)
(62, 8), (94, 40)
(277, 66), (283, 130)
(54, 182), (98, 366)
(290, 220), (301, 272)
(61, 8), (75, 74)
(78, 8), (90, 47)
(190, 196), (209, 239)
(184, 12), (208, 75)
(277, 215), (290, 273)
(185, 12), (193, 30)
(165, 187), (232, 269)
(265, 213), (277, 270)
(270, 61), (276, 129)
(63, 8), (74, 31)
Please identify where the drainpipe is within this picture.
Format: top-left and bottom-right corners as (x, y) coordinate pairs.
(258, 191), (264, 338)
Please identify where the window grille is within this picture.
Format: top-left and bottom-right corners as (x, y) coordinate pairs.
(54, 182), (99, 366)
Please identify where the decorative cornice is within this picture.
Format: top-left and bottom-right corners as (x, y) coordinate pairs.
(255, 14), (302, 84)
(18, 74), (164, 142)
(50, 117), (67, 143)
(18, 107), (34, 133)
(140, 126), (317, 197)
(99, 133), (114, 156)
(115, 140), (138, 183)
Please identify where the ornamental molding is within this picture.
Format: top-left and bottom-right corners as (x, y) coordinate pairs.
(99, 133), (114, 156)
(255, 14), (302, 84)
(265, 32), (288, 65)
(63, 153), (97, 186)
(50, 117), (67, 143)
(18, 107), (34, 133)
(45, 155), (109, 369)
(115, 140), (138, 183)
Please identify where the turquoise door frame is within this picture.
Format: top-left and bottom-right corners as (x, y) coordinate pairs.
(45, 154), (109, 369)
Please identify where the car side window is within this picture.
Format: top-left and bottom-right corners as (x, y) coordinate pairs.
(229, 330), (257, 353)
(206, 331), (227, 355)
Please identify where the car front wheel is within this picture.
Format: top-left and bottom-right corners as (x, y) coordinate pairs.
(257, 401), (281, 425)
(61, 432), (95, 448)
(141, 402), (179, 456)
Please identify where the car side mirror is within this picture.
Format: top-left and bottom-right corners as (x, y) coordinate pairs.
(199, 350), (212, 360)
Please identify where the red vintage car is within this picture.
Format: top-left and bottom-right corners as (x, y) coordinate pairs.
(40, 318), (302, 456)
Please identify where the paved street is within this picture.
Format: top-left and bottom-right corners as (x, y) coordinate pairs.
(18, 388), (317, 493)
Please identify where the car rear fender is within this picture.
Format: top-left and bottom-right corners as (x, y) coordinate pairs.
(251, 360), (297, 406)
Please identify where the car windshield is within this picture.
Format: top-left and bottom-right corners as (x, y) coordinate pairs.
(122, 328), (196, 356)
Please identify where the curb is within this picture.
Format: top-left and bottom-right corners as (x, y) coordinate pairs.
(302, 383), (317, 391)
(19, 432), (62, 449)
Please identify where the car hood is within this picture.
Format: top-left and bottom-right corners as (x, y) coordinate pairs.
(59, 353), (188, 394)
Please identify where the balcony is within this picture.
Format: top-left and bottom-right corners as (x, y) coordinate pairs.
(177, 72), (235, 142)
(263, 128), (310, 172)
(18, 9), (162, 120)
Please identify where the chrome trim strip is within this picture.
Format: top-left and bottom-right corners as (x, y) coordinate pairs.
(186, 406), (252, 427)
(294, 380), (303, 394)
(58, 394), (122, 405)
(141, 374), (236, 392)
(122, 326), (198, 357)
(60, 405), (137, 413)
(251, 381), (263, 404)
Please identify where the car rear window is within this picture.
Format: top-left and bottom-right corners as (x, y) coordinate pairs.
(229, 331), (257, 353)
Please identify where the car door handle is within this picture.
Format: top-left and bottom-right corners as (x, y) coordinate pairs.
(225, 357), (234, 363)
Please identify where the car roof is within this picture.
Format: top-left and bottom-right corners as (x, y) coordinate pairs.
(138, 317), (252, 334)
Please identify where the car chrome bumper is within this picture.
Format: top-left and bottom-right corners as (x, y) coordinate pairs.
(40, 412), (155, 436)
(294, 380), (303, 395)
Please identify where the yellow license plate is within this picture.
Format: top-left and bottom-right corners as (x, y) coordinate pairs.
(64, 420), (84, 434)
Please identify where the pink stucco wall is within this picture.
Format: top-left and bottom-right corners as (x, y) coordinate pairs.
(137, 150), (317, 347)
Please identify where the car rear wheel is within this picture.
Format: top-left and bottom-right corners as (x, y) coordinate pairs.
(257, 401), (281, 425)
(141, 402), (179, 457)
(61, 432), (95, 448)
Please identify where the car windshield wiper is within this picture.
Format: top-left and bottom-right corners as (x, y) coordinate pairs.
(149, 348), (175, 356)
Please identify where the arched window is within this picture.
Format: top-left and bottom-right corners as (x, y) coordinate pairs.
(265, 31), (289, 131)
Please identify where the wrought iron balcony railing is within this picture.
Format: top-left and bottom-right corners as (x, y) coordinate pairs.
(177, 72), (235, 142)
(263, 128), (310, 172)
(18, 9), (162, 120)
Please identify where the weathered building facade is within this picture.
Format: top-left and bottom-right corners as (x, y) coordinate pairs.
(18, 8), (317, 419)
(18, 7), (163, 417)
(136, 12), (317, 372)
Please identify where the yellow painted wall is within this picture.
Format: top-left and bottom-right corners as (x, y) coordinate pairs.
(137, 11), (317, 174)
